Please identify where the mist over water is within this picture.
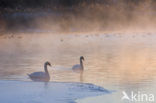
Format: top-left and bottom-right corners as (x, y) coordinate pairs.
(0, 0), (156, 33)
(0, 33), (156, 89)
(1, 1), (156, 103)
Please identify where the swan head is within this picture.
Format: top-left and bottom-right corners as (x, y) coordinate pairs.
(45, 61), (51, 67)
(80, 56), (85, 61)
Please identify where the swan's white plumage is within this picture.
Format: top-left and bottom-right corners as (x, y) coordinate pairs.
(72, 64), (82, 70)
(28, 72), (47, 78)
(28, 61), (51, 82)
(72, 56), (84, 72)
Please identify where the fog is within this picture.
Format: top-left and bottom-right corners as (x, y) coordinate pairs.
(0, 0), (156, 34)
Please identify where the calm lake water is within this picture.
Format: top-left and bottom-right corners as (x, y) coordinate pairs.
(1, 33), (156, 103)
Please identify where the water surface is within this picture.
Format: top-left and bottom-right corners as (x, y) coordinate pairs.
(0, 33), (156, 102)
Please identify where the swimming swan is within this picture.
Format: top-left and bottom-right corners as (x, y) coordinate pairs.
(72, 56), (84, 72)
(28, 61), (51, 82)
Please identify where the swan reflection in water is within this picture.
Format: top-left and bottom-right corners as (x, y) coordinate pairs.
(28, 61), (51, 82)
(72, 56), (85, 82)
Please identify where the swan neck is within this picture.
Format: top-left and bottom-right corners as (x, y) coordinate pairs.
(80, 59), (84, 69)
(44, 64), (49, 73)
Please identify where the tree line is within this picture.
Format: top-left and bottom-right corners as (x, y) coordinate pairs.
(0, 0), (154, 9)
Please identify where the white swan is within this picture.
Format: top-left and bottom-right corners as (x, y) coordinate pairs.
(28, 61), (51, 82)
(72, 56), (84, 72)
